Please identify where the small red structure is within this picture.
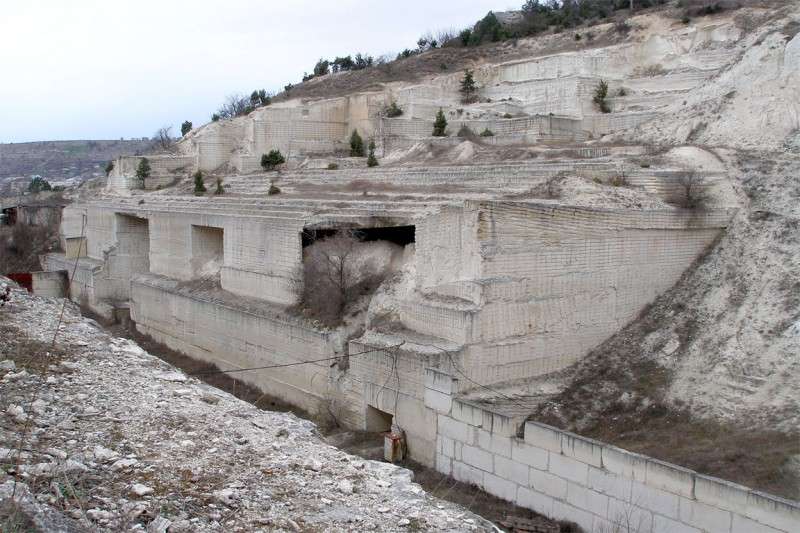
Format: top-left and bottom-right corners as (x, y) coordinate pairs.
(6, 273), (33, 293)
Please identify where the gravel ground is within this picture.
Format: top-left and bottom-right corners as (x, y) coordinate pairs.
(0, 283), (495, 532)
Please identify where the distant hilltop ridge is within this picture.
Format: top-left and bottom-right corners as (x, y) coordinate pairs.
(0, 139), (155, 183)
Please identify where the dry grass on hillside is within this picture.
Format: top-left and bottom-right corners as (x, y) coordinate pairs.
(529, 152), (800, 501)
(530, 318), (800, 499)
(274, 21), (628, 102)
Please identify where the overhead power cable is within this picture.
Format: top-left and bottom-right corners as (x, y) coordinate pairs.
(187, 342), (405, 376)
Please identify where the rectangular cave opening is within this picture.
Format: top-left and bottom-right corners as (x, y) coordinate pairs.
(301, 225), (415, 248)
(298, 224), (415, 327)
(115, 213), (150, 274)
(191, 225), (224, 279)
(1, 207), (17, 226)
(365, 405), (393, 433)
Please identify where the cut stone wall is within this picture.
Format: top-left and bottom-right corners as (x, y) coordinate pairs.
(108, 155), (195, 192)
(40, 253), (112, 319)
(30, 271), (67, 298)
(434, 396), (800, 533)
(58, 205), (305, 307)
(130, 275), (336, 416)
(346, 336), (454, 466)
(400, 202), (731, 386)
(381, 115), (584, 142)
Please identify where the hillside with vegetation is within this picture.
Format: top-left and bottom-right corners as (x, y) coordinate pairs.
(0, 139), (154, 191)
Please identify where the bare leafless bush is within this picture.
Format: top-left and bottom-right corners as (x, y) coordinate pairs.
(676, 170), (707, 209)
(153, 126), (175, 152)
(456, 124), (476, 138)
(596, 500), (649, 533)
(0, 501), (37, 533)
(216, 93), (251, 119)
(299, 231), (387, 327)
(639, 63), (666, 77)
(435, 28), (458, 47)
(609, 174), (629, 187)
(0, 223), (59, 274)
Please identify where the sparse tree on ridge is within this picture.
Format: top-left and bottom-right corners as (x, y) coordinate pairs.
(136, 158), (151, 180)
(460, 69), (478, 104)
(261, 150), (286, 171)
(432, 109), (448, 136)
(593, 80), (610, 113)
(314, 59), (330, 76)
(194, 170), (206, 195)
(28, 176), (52, 193)
(367, 139), (378, 167)
(349, 130), (365, 157)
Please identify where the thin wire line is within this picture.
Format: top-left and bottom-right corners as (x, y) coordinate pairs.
(423, 342), (534, 413)
(187, 342), (405, 376)
(12, 213), (86, 500)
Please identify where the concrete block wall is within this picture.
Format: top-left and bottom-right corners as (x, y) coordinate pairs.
(96, 214), (151, 303)
(219, 215), (303, 305)
(197, 140), (236, 172)
(393, 83), (460, 111)
(84, 207), (117, 260)
(194, 120), (245, 172)
(248, 96), (373, 158)
(230, 154), (262, 174)
(134, 210), (303, 305)
(40, 211), (152, 313)
(435, 398), (800, 533)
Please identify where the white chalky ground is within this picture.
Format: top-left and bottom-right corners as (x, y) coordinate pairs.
(0, 285), (495, 532)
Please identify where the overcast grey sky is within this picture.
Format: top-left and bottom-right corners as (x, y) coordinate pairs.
(0, 1), (511, 143)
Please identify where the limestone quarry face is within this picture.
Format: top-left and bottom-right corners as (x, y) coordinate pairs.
(8, 3), (800, 532)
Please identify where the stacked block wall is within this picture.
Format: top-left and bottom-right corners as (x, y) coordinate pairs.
(346, 340), (454, 467)
(59, 205), (305, 307)
(30, 271), (67, 298)
(112, 155), (196, 178)
(253, 98), (352, 156)
(130, 277), (335, 416)
(381, 115), (583, 141)
(434, 397), (799, 533)
(40, 253), (112, 319)
(466, 202), (729, 384)
(404, 202), (730, 386)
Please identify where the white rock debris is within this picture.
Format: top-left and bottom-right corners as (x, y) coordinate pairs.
(0, 286), (493, 532)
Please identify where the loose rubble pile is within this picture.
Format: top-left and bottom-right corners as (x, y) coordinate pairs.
(0, 283), (494, 532)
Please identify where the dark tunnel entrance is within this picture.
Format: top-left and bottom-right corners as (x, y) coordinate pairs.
(301, 225), (415, 248)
